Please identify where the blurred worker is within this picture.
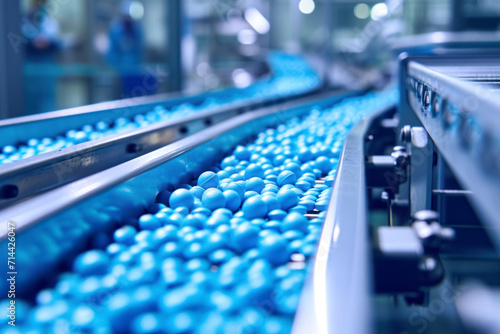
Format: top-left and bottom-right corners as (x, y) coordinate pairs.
(23, 0), (61, 114)
(108, 1), (154, 97)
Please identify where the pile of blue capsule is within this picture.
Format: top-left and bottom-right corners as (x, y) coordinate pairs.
(0, 53), (320, 165)
(1, 90), (397, 334)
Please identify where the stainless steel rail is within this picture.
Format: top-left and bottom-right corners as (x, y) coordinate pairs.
(292, 108), (392, 334)
(0, 91), (338, 209)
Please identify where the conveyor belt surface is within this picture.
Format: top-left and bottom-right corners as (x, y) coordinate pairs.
(0, 90), (397, 333)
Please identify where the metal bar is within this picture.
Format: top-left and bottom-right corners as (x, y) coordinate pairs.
(407, 60), (500, 251)
(0, 91), (346, 209)
(432, 189), (473, 196)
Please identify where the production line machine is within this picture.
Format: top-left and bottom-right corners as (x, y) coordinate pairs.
(0, 52), (499, 334)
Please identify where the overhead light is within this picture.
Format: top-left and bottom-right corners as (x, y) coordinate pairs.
(371, 3), (388, 21)
(299, 0), (315, 14)
(232, 68), (252, 88)
(244, 7), (270, 34)
(129, 1), (144, 20)
(238, 29), (257, 45)
(354, 3), (370, 19)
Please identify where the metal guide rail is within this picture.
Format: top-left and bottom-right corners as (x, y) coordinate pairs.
(0, 91), (396, 333)
(0, 92), (342, 210)
(401, 56), (500, 249)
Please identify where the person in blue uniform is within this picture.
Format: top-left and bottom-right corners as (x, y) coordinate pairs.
(108, 1), (153, 98)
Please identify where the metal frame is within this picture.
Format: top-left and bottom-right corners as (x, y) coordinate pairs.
(400, 55), (500, 250)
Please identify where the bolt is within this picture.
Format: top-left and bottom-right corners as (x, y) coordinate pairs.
(400, 125), (412, 143)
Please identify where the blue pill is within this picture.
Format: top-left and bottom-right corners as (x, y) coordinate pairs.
(159, 242), (182, 258)
(282, 230), (304, 241)
(192, 207), (211, 216)
(106, 243), (125, 257)
(231, 222), (260, 253)
(263, 221), (281, 232)
(246, 177), (265, 193)
(212, 208), (233, 218)
(189, 186), (205, 199)
(277, 170), (297, 187)
(289, 205), (307, 215)
(276, 188), (299, 210)
(234, 146), (251, 160)
(244, 164), (264, 179)
(284, 162), (302, 178)
(261, 195), (280, 211)
(223, 190), (241, 212)
(242, 196), (268, 219)
(169, 189), (195, 210)
(198, 171), (219, 189)
(131, 313), (163, 334)
(138, 214), (161, 231)
(174, 206), (190, 216)
(202, 188), (226, 211)
(259, 234), (289, 265)
(73, 250), (110, 277)
(209, 249), (235, 265)
(217, 170), (230, 180)
(243, 191), (259, 200)
(315, 200), (329, 211)
(183, 213), (206, 229)
(265, 174), (278, 183)
(114, 226), (137, 245)
(299, 199), (315, 211)
(315, 156), (333, 174)
(225, 182), (245, 198)
(205, 215), (229, 229)
(268, 209), (287, 220)
(325, 175), (335, 186)
(282, 212), (308, 233)
(295, 180), (311, 191)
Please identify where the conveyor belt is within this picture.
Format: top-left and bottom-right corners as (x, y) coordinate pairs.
(0, 92), (342, 209)
(0, 90), (397, 333)
(0, 53), (324, 208)
(0, 52), (320, 163)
